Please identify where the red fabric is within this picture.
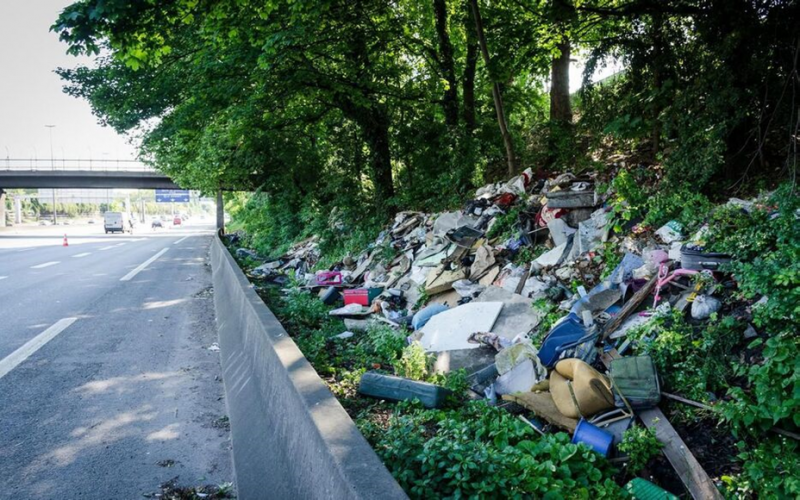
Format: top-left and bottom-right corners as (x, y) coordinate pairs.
(536, 205), (567, 228)
(493, 192), (518, 208)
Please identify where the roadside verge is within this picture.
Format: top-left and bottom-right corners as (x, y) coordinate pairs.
(210, 233), (407, 500)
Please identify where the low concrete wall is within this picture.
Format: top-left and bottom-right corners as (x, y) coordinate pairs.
(210, 235), (407, 500)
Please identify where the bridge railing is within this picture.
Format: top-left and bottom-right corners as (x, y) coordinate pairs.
(0, 158), (156, 172)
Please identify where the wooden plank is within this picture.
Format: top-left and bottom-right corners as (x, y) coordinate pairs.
(601, 274), (658, 340)
(600, 350), (723, 500)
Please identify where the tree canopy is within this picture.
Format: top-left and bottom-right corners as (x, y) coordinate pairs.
(53, 0), (798, 243)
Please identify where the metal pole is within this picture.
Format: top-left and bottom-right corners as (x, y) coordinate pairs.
(45, 125), (57, 224)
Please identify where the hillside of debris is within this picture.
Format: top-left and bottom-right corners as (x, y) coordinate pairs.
(227, 168), (798, 499)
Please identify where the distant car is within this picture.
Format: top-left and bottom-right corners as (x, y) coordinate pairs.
(88, 219), (96, 224)
(39, 220), (51, 226)
(151, 219), (163, 229)
(173, 216), (182, 226)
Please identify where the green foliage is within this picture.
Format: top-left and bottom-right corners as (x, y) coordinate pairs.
(721, 437), (799, 500)
(512, 244), (545, 266)
(530, 298), (562, 345)
(486, 205), (523, 241)
(363, 324), (408, 368)
(359, 401), (624, 499)
(617, 426), (663, 475)
(393, 342), (430, 381)
(720, 334), (799, 435)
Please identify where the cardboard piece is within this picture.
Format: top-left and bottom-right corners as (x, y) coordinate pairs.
(479, 266), (501, 287)
(425, 265), (467, 295)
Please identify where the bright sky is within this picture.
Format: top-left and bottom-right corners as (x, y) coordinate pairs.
(0, 0), (138, 161)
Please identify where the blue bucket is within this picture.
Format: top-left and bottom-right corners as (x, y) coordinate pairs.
(572, 419), (614, 457)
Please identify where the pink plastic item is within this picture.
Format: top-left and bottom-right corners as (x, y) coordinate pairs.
(316, 271), (343, 286)
(653, 264), (699, 307)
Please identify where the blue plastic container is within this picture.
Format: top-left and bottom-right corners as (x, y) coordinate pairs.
(572, 419), (614, 457)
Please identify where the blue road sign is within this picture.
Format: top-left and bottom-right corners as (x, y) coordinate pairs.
(155, 189), (190, 203)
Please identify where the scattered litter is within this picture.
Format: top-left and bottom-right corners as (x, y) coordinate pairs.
(655, 220), (684, 244)
(494, 359), (544, 395)
(691, 295), (722, 320)
(207, 343), (220, 352)
(411, 304), (449, 330)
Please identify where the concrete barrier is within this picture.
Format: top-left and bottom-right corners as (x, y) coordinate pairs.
(210, 235), (407, 500)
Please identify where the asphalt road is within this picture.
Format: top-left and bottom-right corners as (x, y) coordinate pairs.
(0, 221), (235, 499)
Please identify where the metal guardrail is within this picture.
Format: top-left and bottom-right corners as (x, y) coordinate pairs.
(0, 158), (156, 172)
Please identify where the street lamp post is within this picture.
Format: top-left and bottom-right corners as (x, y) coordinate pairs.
(45, 125), (57, 224)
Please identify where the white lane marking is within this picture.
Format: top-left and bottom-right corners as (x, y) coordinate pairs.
(114, 243), (126, 247)
(0, 276), (7, 280)
(120, 248), (169, 282)
(0, 318), (78, 380)
(173, 236), (190, 245)
(99, 245), (116, 251)
(31, 261), (60, 269)
(72, 252), (91, 258)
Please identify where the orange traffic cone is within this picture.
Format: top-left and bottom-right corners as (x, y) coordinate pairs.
(63, 234), (69, 247)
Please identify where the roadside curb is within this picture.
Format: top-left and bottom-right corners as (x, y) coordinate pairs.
(210, 234), (407, 500)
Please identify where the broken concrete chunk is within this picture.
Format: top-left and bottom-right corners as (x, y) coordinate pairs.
(545, 189), (597, 209)
(535, 243), (567, 268)
(433, 347), (497, 375)
(473, 286), (543, 341)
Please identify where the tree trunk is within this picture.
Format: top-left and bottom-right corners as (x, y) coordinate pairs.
(550, 37), (572, 124)
(433, 0), (459, 127)
(359, 106), (395, 208)
(462, 3), (478, 133)
(469, 0), (516, 175)
(650, 11), (664, 159)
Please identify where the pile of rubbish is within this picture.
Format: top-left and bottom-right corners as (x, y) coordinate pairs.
(229, 167), (757, 495)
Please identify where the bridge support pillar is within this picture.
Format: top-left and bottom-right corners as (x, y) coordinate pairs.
(15, 196), (22, 224)
(0, 189), (5, 227)
(216, 189), (225, 235)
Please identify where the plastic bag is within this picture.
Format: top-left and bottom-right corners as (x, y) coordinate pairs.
(691, 295), (721, 320)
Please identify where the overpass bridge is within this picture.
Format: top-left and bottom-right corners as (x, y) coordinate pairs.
(0, 159), (224, 230)
(0, 159), (180, 189)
